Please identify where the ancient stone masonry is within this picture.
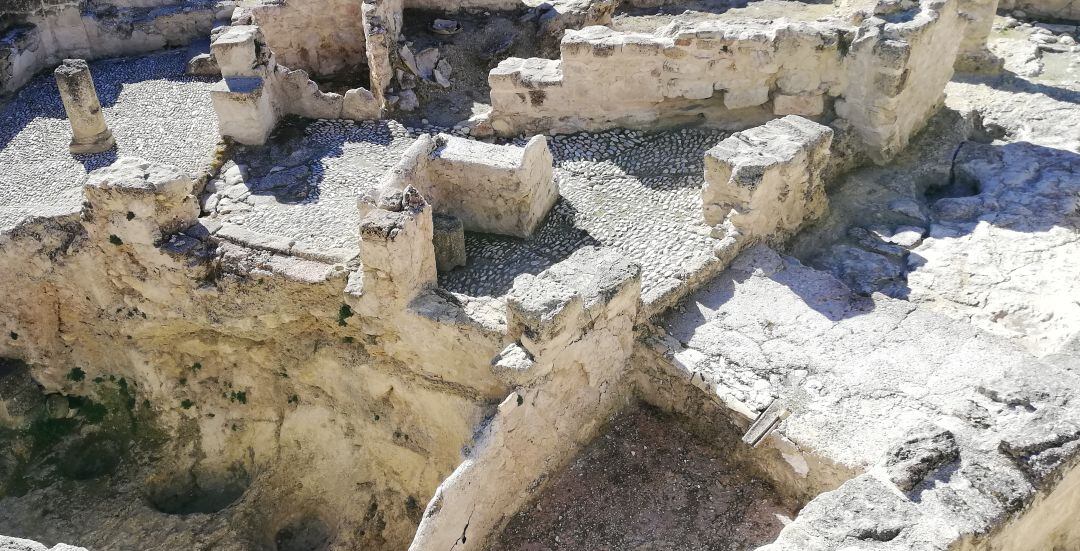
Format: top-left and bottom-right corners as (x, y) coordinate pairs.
(487, 0), (969, 162)
(359, 132), (558, 239)
(210, 24), (383, 144)
(3, 0), (1080, 550)
(702, 115), (832, 259)
(0, 0), (225, 95)
(409, 247), (642, 550)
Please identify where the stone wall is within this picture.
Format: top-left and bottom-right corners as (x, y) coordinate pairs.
(359, 132), (558, 239)
(0, 157), (509, 548)
(487, 0), (965, 162)
(210, 0), (410, 143)
(409, 247), (642, 550)
(0, 0), (226, 96)
(232, 0), (367, 79)
(702, 115), (833, 245)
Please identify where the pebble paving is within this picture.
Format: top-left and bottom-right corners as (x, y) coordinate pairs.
(440, 127), (725, 301)
(208, 119), (418, 256)
(0, 48), (219, 230)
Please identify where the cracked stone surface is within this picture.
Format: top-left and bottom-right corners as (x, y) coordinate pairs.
(792, 26), (1080, 358)
(659, 245), (1080, 549)
(439, 128), (725, 304)
(0, 48), (219, 231)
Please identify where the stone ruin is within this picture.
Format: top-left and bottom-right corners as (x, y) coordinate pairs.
(0, 0), (1079, 549)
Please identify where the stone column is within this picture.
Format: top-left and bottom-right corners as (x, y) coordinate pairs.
(54, 59), (115, 155)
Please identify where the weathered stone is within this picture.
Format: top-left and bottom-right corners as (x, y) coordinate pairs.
(432, 213), (466, 273)
(883, 427), (960, 491)
(702, 115), (832, 241)
(54, 59), (114, 154)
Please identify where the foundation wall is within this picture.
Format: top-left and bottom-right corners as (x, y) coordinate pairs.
(0, 157), (510, 548)
(210, 24), (382, 145)
(409, 247), (643, 550)
(488, 0), (963, 162)
(359, 132), (558, 239)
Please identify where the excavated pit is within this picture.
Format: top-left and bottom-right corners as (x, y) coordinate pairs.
(2, 1), (1080, 550)
(144, 466), (251, 515)
(490, 404), (801, 550)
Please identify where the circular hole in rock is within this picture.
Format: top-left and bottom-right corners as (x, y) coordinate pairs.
(146, 467), (250, 515)
(275, 515), (332, 551)
(58, 436), (123, 480)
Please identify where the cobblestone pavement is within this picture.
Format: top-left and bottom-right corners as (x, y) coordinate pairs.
(0, 48), (219, 230)
(490, 404), (795, 551)
(440, 128), (725, 303)
(206, 119), (418, 259)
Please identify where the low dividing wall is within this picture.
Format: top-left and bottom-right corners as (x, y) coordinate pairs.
(0, 0), (225, 96)
(360, 132), (558, 239)
(210, 25), (383, 144)
(488, 0), (966, 162)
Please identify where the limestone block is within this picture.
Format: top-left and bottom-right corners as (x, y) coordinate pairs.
(0, 537), (88, 551)
(955, 0), (1001, 70)
(210, 77), (278, 146)
(506, 246), (641, 354)
(490, 343), (539, 387)
(54, 59), (114, 154)
(278, 67), (344, 119)
(773, 93), (825, 117)
(357, 186), (436, 312)
(83, 157), (200, 245)
(724, 85), (770, 110)
(211, 25), (265, 77)
(342, 87), (380, 120)
(702, 115), (833, 241)
(424, 134), (558, 238)
(432, 213), (466, 273)
(186, 52), (219, 77)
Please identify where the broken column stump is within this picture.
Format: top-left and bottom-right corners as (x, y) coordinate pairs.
(432, 213), (466, 273)
(54, 59), (115, 155)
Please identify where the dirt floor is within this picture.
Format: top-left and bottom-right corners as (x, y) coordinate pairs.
(400, 9), (546, 127)
(489, 405), (797, 551)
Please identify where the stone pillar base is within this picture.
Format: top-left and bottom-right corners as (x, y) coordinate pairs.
(70, 129), (115, 155)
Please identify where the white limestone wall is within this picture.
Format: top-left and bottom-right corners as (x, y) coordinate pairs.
(233, 0), (367, 78)
(488, 0), (966, 162)
(702, 115), (833, 242)
(409, 247), (642, 551)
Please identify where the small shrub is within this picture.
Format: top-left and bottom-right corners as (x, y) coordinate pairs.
(108, 235), (123, 246)
(337, 304), (354, 327)
(67, 367), (86, 382)
(181, 399), (195, 410)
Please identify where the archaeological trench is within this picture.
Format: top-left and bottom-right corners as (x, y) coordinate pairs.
(0, 0), (1079, 549)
